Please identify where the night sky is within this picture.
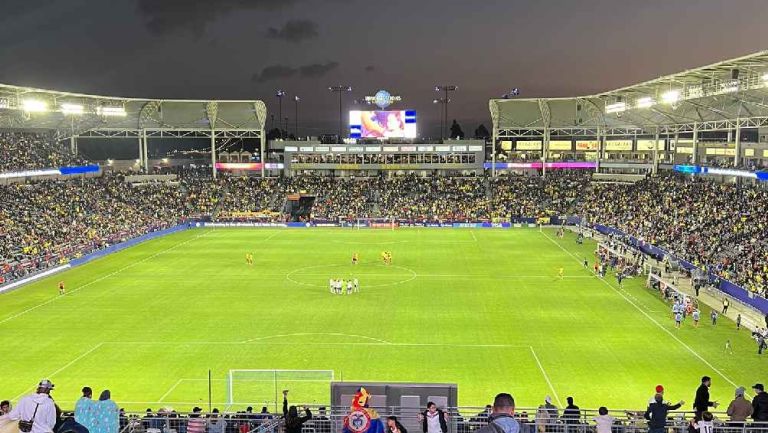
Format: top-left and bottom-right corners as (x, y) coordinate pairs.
(2, 0), (768, 138)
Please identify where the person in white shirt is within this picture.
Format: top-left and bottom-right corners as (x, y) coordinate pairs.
(0, 380), (57, 433)
(593, 407), (614, 433)
(329, 279), (334, 294)
(353, 278), (359, 293)
(693, 411), (714, 433)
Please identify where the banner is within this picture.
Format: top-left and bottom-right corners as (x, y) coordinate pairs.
(516, 140), (542, 150)
(575, 140), (599, 150)
(605, 140), (632, 151)
(636, 140), (664, 151)
(548, 140), (572, 150)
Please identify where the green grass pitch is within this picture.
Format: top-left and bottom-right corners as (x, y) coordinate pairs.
(0, 228), (762, 411)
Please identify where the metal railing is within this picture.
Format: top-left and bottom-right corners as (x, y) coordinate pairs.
(117, 407), (768, 433)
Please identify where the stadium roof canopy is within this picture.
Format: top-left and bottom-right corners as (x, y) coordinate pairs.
(490, 50), (768, 138)
(0, 83), (267, 140)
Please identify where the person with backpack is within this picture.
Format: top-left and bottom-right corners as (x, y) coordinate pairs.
(475, 394), (520, 433)
(0, 380), (57, 433)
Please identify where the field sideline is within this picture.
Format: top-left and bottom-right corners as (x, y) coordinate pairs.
(0, 227), (762, 411)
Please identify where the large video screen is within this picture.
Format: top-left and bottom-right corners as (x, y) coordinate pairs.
(349, 110), (417, 139)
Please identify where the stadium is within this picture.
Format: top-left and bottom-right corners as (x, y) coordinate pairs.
(2, 5), (768, 433)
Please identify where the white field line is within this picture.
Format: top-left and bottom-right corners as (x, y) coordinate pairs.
(103, 340), (529, 349)
(158, 379), (184, 402)
(13, 342), (104, 401)
(470, 230), (478, 242)
(540, 231), (743, 391)
(529, 346), (561, 407)
(241, 332), (392, 344)
(0, 231), (212, 326)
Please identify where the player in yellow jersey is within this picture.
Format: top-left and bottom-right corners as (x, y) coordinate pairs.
(58, 281), (65, 295)
(381, 251), (388, 264)
(558, 267), (564, 280)
(352, 252), (359, 265)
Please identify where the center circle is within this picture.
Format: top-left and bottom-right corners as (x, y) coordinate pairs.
(286, 262), (417, 289)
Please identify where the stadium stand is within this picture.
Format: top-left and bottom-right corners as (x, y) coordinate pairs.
(3, 168), (768, 303)
(0, 132), (86, 172)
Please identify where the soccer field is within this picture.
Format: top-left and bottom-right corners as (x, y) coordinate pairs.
(0, 227), (761, 411)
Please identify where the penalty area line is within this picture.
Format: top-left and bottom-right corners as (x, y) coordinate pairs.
(529, 346), (561, 407)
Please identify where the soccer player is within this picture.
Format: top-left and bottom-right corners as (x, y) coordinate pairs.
(583, 258), (588, 268)
(736, 313), (742, 330)
(558, 267), (564, 280)
(725, 339), (733, 355)
(674, 311), (683, 329)
(353, 278), (359, 293)
(58, 281), (65, 295)
(722, 298), (730, 314)
(346, 279), (353, 295)
(692, 309), (700, 327)
(381, 251), (387, 265)
(336, 278), (343, 295)
(386, 251), (392, 265)
(710, 310), (718, 326)
(329, 278), (334, 294)
(352, 253), (359, 265)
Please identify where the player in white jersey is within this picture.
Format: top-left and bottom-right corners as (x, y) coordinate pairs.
(353, 278), (359, 293)
(329, 278), (334, 294)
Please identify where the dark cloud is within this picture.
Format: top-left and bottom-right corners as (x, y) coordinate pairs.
(266, 19), (319, 43)
(136, 0), (298, 35)
(253, 61), (339, 82)
(299, 61), (339, 77)
(253, 65), (298, 82)
(364, 65), (375, 72)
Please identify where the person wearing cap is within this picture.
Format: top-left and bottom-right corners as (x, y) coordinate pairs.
(726, 387), (753, 425)
(752, 384), (768, 422)
(187, 407), (206, 433)
(475, 393), (520, 433)
(0, 380), (57, 433)
(535, 397), (558, 433)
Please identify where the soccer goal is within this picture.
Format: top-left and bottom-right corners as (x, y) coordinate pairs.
(226, 369), (334, 410)
(355, 218), (397, 230)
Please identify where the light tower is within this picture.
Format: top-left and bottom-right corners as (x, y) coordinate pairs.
(329, 85), (352, 143)
(434, 85), (457, 141)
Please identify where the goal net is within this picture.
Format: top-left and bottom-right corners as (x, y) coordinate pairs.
(226, 369), (334, 410)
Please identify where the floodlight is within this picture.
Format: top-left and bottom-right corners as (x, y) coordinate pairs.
(763, 73), (768, 81)
(661, 90), (680, 104)
(605, 102), (626, 114)
(61, 103), (84, 115)
(23, 99), (48, 112)
(636, 97), (655, 108)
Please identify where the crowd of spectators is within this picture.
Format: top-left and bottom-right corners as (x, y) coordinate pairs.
(581, 174), (768, 298)
(2, 166), (768, 299)
(0, 132), (86, 172)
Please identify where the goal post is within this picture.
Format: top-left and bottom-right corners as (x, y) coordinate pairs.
(226, 369), (334, 411)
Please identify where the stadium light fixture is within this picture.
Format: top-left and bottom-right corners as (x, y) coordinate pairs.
(97, 106), (127, 117)
(61, 103), (84, 115)
(661, 90), (680, 104)
(636, 97), (655, 109)
(23, 99), (48, 112)
(605, 102), (626, 114)
(763, 73), (768, 81)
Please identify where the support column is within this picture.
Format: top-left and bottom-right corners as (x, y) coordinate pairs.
(211, 130), (217, 179)
(692, 122), (699, 164)
(734, 123), (741, 167)
(491, 130), (497, 177)
(542, 128), (550, 178)
(142, 130), (149, 173)
(595, 128), (602, 172)
(70, 135), (77, 156)
(260, 131), (266, 178)
(673, 131), (679, 163)
(653, 127), (660, 175)
(137, 134), (143, 171)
